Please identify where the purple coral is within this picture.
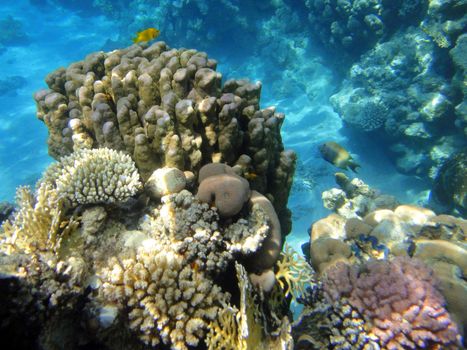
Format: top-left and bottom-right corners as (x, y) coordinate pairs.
(323, 257), (462, 349)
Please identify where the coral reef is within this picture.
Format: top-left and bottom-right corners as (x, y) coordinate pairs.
(307, 196), (467, 341)
(330, 22), (466, 178)
(293, 257), (463, 350)
(321, 172), (398, 218)
(33, 41), (295, 235)
(304, 0), (426, 60)
(0, 41), (299, 350)
(312, 0), (467, 186)
(321, 257), (462, 349)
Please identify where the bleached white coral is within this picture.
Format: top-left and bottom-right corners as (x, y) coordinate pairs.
(44, 148), (142, 206)
(99, 241), (228, 350)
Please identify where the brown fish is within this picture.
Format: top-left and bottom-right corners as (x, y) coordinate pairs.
(319, 141), (360, 172)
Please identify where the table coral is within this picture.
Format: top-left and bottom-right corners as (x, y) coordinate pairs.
(322, 257), (462, 349)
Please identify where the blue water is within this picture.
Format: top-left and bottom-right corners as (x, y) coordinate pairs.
(0, 0), (431, 252)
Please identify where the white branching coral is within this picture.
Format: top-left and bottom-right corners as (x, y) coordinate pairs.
(275, 244), (316, 301)
(99, 240), (229, 350)
(43, 148), (142, 206)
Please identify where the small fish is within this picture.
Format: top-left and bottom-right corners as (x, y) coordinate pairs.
(190, 261), (199, 273)
(319, 141), (360, 173)
(132, 27), (160, 43)
(244, 172), (258, 180)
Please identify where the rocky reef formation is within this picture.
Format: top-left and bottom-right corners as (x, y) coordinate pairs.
(304, 0), (427, 61)
(299, 189), (466, 347)
(327, 0), (467, 180)
(0, 42), (304, 350)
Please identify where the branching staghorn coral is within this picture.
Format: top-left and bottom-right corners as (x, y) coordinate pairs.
(43, 147), (142, 207)
(275, 244), (316, 301)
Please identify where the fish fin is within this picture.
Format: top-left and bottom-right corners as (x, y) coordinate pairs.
(348, 161), (360, 173)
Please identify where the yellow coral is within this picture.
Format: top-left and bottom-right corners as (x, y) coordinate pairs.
(206, 263), (293, 350)
(1, 183), (71, 255)
(275, 244), (316, 301)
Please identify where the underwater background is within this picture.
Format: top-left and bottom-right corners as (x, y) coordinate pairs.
(2, 0), (456, 250)
(0, 0), (465, 349)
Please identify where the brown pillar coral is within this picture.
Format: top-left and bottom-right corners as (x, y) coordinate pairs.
(34, 41), (296, 235)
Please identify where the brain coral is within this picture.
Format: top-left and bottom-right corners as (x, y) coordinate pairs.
(43, 147), (141, 207)
(322, 257), (462, 349)
(33, 41), (296, 235)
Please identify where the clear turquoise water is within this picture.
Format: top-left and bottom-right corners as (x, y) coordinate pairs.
(0, 0), (431, 251)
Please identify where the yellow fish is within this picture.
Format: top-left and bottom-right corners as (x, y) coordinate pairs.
(132, 27), (160, 43)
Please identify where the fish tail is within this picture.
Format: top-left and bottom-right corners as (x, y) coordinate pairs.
(348, 161), (360, 173)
